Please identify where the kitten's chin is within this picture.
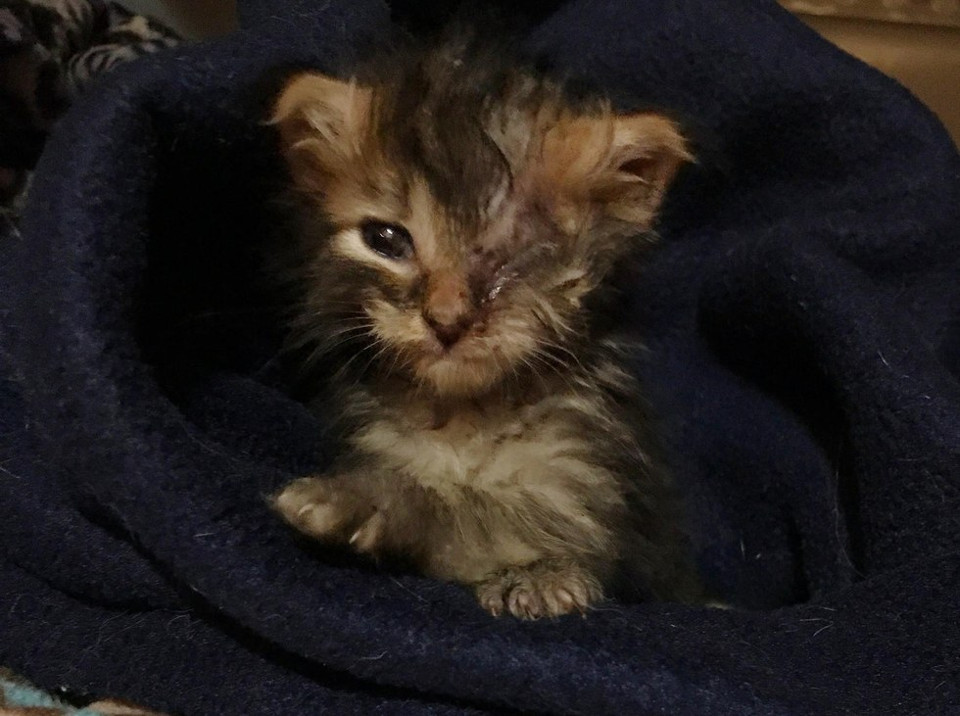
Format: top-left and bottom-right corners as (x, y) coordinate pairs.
(415, 354), (506, 398)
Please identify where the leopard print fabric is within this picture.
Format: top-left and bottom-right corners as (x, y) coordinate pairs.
(0, 0), (180, 209)
(0, 668), (168, 715)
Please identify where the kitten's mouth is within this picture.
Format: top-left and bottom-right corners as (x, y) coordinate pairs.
(414, 333), (509, 397)
(421, 336), (489, 368)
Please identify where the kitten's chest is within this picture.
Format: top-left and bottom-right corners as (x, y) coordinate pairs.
(348, 392), (603, 500)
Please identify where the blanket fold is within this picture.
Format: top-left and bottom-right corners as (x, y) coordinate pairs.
(2, 0), (959, 713)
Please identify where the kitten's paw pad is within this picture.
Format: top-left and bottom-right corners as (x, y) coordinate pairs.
(273, 477), (373, 543)
(476, 562), (603, 620)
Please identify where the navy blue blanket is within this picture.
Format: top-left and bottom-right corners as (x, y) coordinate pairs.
(2, 1), (960, 713)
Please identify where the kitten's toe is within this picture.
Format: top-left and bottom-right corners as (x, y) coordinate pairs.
(476, 560), (604, 619)
(560, 574), (600, 612)
(507, 583), (544, 620)
(294, 500), (344, 536)
(475, 580), (506, 617)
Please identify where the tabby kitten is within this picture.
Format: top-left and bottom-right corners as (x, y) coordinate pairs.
(269, 40), (702, 619)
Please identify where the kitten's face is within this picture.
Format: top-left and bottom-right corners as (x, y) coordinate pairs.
(273, 68), (689, 398)
(305, 170), (591, 397)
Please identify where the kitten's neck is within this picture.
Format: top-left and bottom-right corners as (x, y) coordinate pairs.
(338, 366), (573, 428)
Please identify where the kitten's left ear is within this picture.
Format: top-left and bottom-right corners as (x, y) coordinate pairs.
(537, 112), (692, 233)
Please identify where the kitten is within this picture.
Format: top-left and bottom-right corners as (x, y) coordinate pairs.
(269, 38), (703, 619)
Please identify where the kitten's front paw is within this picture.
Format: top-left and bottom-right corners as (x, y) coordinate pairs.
(475, 559), (604, 619)
(273, 477), (383, 554)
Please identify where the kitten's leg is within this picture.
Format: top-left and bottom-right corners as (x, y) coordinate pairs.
(474, 558), (604, 620)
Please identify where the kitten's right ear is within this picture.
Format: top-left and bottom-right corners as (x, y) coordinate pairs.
(270, 73), (372, 192)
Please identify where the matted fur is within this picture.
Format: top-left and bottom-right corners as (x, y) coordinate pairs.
(269, 35), (702, 618)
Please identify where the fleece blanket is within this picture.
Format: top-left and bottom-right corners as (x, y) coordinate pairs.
(2, 0), (959, 713)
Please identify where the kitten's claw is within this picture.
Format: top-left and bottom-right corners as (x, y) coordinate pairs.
(477, 583), (505, 617)
(509, 587), (538, 620)
(349, 511), (385, 554)
(475, 560), (603, 620)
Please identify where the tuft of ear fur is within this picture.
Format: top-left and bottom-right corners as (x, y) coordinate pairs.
(536, 112), (692, 234)
(270, 73), (372, 193)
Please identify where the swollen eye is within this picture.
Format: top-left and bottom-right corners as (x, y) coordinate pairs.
(360, 221), (414, 260)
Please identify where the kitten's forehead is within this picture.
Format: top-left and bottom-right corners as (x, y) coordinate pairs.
(363, 47), (550, 234)
(374, 112), (508, 233)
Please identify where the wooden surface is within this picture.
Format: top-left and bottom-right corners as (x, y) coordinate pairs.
(782, 0), (960, 27)
(794, 14), (960, 146)
(122, 0), (237, 38)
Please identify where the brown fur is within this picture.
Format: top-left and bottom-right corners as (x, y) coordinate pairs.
(269, 39), (702, 618)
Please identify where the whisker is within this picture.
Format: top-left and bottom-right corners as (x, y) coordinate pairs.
(536, 333), (585, 363)
(296, 330), (375, 372)
(527, 349), (581, 394)
(289, 320), (373, 352)
(357, 340), (395, 376)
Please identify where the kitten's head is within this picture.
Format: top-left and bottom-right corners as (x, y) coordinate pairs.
(272, 51), (690, 398)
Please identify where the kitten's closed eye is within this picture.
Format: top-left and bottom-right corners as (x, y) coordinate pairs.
(360, 221), (414, 261)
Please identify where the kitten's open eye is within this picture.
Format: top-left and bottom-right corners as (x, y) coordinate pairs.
(360, 221), (414, 260)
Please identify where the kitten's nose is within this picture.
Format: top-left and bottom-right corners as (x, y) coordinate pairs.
(425, 317), (468, 348)
(423, 272), (474, 348)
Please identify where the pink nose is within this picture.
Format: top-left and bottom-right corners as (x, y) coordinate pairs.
(423, 272), (475, 348)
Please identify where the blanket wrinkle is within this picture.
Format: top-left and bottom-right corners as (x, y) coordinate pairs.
(2, 0), (960, 713)
(698, 229), (960, 566)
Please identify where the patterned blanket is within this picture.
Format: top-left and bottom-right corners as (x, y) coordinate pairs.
(0, 0), (178, 209)
(1, 668), (165, 715)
